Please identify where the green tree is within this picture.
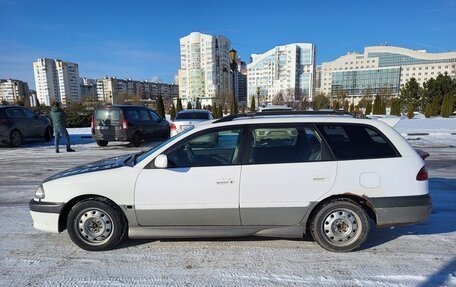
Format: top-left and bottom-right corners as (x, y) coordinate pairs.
(187, 101), (192, 109)
(424, 103), (432, 118)
(169, 103), (176, 120)
(365, 101), (372, 115)
(250, 96), (256, 112)
(223, 105), (228, 115)
(312, 93), (330, 110)
(390, 98), (401, 116)
(195, 98), (202, 109)
(176, 98), (183, 113)
(400, 78), (422, 110)
(218, 104), (223, 118)
(373, 95), (382, 114)
(343, 100), (349, 112)
(349, 103), (355, 113)
(431, 96), (440, 116)
(407, 104), (415, 119)
(332, 100), (340, 110)
(211, 105), (218, 118)
(156, 96), (165, 119)
(380, 99), (387, 115)
(440, 94), (455, 118)
(241, 106), (245, 113)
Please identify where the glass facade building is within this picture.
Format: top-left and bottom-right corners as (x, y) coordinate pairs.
(331, 67), (401, 95)
(321, 46), (456, 97)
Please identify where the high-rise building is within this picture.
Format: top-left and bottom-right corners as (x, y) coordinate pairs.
(247, 43), (316, 107)
(178, 32), (231, 107)
(0, 79), (30, 105)
(236, 58), (247, 106)
(80, 77), (97, 100)
(321, 46), (456, 99)
(33, 58), (80, 106)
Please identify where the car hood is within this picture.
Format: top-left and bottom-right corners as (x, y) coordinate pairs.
(44, 153), (134, 183)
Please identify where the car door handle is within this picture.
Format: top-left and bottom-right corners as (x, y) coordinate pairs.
(313, 177), (328, 181)
(216, 179), (233, 184)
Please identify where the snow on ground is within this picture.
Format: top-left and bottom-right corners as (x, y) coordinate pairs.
(0, 120), (455, 286)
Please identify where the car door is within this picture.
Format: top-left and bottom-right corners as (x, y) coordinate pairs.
(6, 108), (31, 137)
(239, 124), (337, 226)
(139, 108), (155, 139)
(134, 126), (245, 226)
(22, 108), (43, 137)
(149, 110), (168, 138)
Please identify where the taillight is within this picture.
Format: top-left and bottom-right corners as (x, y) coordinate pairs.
(170, 123), (176, 131)
(122, 119), (128, 129)
(90, 115), (94, 131)
(416, 166), (428, 181)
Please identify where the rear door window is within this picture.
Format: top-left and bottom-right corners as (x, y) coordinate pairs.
(317, 124), (399, 160)
(139, 109), (152, 121)
(247, 125), (328, 164)
(6, 108), (26, 118)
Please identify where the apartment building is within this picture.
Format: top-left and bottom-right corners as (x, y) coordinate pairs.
(247, 43), (316, 107)
(96, 77), (178, 104)
(178, 32), (232, 107)
(321, 46), (456, 98)
(32, 58), (80, 106)
(80, 77), (97, 100)
(0, 79), (30, 105)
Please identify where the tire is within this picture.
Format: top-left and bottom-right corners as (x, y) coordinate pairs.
(130, 132), (141, 147)
(96, 140), (108, 147)
(9, 129), (22, 147)
(310, 199), (369, 252)
(66, 198), (127, 251)
(44, 127), (52, 142)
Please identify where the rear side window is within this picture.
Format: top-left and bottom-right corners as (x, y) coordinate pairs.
(248, 125), (327, 164)
(6, 108), (26, 118)
(175, 112), (210, 120)
(317, 124), (399, 160)
(95, 109), (120, 121)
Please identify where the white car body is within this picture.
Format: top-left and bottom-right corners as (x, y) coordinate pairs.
(30, 113), (431, 252)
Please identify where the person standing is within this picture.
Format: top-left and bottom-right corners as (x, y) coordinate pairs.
(49, 102), (75, 153)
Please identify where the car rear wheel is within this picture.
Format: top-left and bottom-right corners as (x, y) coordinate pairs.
(310, 199), (369, 252)
(67, 198), (127, 251)
(9, 130), (22, 147)
(130, 132), (142, 147)
(44, 127), (52, 142)
(96, 140), (108, 147)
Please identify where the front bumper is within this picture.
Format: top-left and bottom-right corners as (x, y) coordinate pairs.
(29, 199), (64, 233)
(369, 194), (432, 227)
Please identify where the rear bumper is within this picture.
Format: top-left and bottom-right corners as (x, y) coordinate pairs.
(92, 133), (130, 141)
(369, 194), (432, 227)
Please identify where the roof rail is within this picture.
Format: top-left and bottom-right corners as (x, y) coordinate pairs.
(213, 110), (365, 123)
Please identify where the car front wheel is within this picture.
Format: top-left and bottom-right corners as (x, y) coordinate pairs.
(310, 199), (369, 252)
(67, 198), (127, 251)
(130, 132), (142, 147)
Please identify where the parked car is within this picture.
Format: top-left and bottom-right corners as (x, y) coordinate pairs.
(30, 111), (431, 252)
(0, 106), (52, 147)
(91, 105), (170, 147)
(170, 109), (213, 137)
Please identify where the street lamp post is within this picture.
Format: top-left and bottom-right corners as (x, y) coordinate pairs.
(256, 86), (261, 110)
(229, 49), (238, 115)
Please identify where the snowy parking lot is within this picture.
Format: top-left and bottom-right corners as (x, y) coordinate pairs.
(0, 119), (455, 286)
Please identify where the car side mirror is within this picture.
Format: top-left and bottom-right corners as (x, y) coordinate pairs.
(154, 154), (168, 169)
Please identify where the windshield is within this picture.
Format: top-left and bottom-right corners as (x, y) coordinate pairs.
(175, 112), (210, 120)
(135, 127), (194, 164)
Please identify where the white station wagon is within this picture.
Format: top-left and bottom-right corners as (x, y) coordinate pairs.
(29, 112), (431, 252)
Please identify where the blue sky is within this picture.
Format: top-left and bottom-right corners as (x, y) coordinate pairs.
(1, 0), (455, 89)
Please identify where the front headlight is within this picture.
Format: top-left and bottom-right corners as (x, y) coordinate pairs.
(35, 185), (45, 200)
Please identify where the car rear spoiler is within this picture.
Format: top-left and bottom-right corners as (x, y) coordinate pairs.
(366, 115), (401, 127)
